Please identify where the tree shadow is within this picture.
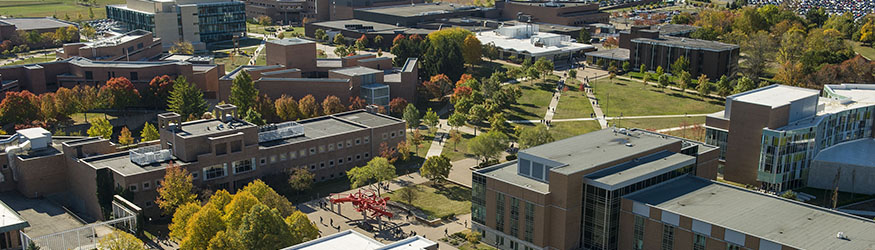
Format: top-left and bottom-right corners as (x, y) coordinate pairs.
(433, 184), (471, 202)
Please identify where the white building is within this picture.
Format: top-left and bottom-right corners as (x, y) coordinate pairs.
(476, 24), (594, 69)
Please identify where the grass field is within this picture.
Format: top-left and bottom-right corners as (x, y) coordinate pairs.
(385, 182), (471, 219)
(554, 89), (595, 119)
(615, 116), (705, 131)
(851, 41), (875, 60)
(0, 0), (123, 20)
(213, 46), (258, 72)
(548, 121), (602, 140)
(2, 53), (56, 66)
(70, 112), (117, 124)
(443, 132), (475, 162)
(591, 77), (724, 117)
(507, 78), (557, 121)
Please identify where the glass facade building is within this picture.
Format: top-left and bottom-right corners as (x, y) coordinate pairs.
(195, 2), (246, 43)
(106, 0), (245, 46)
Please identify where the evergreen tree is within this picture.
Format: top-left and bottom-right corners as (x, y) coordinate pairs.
(402, 104), (421, 129)
(168, 76), (208, 119)
(230, 71), (258, 113)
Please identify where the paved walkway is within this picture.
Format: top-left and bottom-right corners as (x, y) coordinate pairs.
(249, 40), (266, 65)
(543, 90), (561, 128)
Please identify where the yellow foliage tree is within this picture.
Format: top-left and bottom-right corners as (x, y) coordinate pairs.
(118, 126), (134, 145)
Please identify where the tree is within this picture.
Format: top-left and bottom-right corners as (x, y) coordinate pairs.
(467, 104), (488, 130)
(657, 74), (670, 89)
(643, 74), (651, 86)
(277, 32), (285, 39)
(670, 56), (689, 77)
(483, 42), (499, 61)
(136, 123), (159, 142)
(640, 64), (647, 74)
(207, 230), (243, 250)
(655, 65), (664, 77)
(285, 210), (319, 244)
(171, 41), (194, 54)
(448, 111), (466, 130)
(97, 230), (145, 250)
(314, 29), (326, 41)
(423, 27), (472, 80)
(449, 129), (462, 151)
(244, 108), (265, 125)
(321, 95), (345, 115)
(733, 76), (756, 94)
(346, 157), (396, 195)
(409, 130), (423, 156)
(333, 33), (346, 45)
(288, 168), (314, 193)
(170, 203), (200, 241)
(568, 69), (577, 80)
(348, 96), (367, 110)
(780, 190), (799, 201)
(622, 61), (631, 72)
(859, 19), (875, 45)
(100, 77), (140, 110)
(403, 104), (421, 129)
(740, 30), (775, 80)
(238, 204), (295, 250)
(180, 204), (225, 250)
(118, 127), (134, 145)
(462, 34), (482, 66)
(146, 75), (173, 109)
(696, 74), (711, 96)
(423, 108), (439, 131)
(373, 35), (384, 47)
(489, 113), (509, 133)
(295, 94), (318, 119)
(421, 155), (452, 184)
(168, 76), (207, 119)
(578, 29), (591, 44)
(677, 71), (691, 92)
(0, 91), (41, 125)
(774, 61), (805, 86)
(389, 98), (408, 116)
(156, 164), (197, 215)
(671, 12), (693, 24)
(53, 88), (79, 118)
(87, 118), (113, 139)
(81, 26), (96, 39)
(716, 75), (732, 97)
(466, 231), (482, 245)
(518, 125), (554, 149)
(602, 36), (619, 48)
(397, 185), (418, 204)
(468, 131), (508, 165)
(824, 12), (855, 39)
(230, 71), (258, 113)
(275, 95), (300, 121)
(533, 57), (554, 80)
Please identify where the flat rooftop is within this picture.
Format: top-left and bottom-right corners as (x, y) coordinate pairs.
(269, 38), (315, 46)
(334, 110), (402, 127)
(309, 19), (432, 35)
(280, 230), (385, 250)
(83, 30), (151, 48)
(626, 176), (875, 250)
(652, 24), (698, 36)
(331, 66), (382, 76)
(0, 200), (28, 233)
(521, 129), (681, 175)
(259, 116), (368, 147)
(631, 35), (739, 52)
(477, 161), (550, 193)
(814, 138), (875, 167)
(585, 48), (630, 60)
(176, 118), (253, 137)
(0, 18), (74, 31)
(357, 3), (474, 17)
(477, 30), (594, 57)
(585, 150), (694, 190)
(729, 84), (820, 108)
(825, 83), (875, 104)
(84, 151), (181, 176)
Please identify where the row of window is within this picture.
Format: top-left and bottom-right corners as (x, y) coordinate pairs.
(629, 216), (741, 250)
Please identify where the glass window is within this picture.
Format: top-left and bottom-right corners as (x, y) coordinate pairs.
(693, 234), (706, 250)
(280, 153), (287, 161)
(532, 162), (544, 179)
(727, 244), (742, 250)
(233, 159), (253, 174)
(496, 194), (505, 231)
(519, 159), (531, 176)
(270, 155), (277, 163)
(299, 149), (306, 158)
(633, 215), (645, 250)
(204, 164), (227, 180)
(662, 225), (674, 250)
(364, 136), (369, 143)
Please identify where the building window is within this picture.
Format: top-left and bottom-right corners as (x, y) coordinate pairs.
(85, 71), (93, 80)
(130, 72), (138, 81)
(347, 140), (352, 147)
(204, 164), (227, 180)
(633, 215), (645, 250)
(356, 138), (361, 145)
(363, 136), (369, 143)
(510, 197), (519, 237)
(310, 164), (316, 170)
(662, 225), (674, 250)
(233, 159), (254, 174)
(390, 132), (396, 138)
(329, 160), (335, 167)
(338, 158), (343, 164)
(142, 181), (151, 190)
(472, 174), (486, 224)
(129, 184), (137, 192)
(524, 202), (534, 242)
(382, 133), (388, 140)
(320, 162), (325, 169)
(337, 142), (343, 149)
(260, 158), (266, 165)
(280, 153), (287, 161)
(496, 193), (505, 231)
(309, 147), (316, 155)
(693, 234), (706, 250)
(319, 145), (325, 153)
(356, 154), (361, 160)
(270, 155), (277, 163)
(364, 152), (370, 158)
(328, 144), (334, 151)
(290, 151), (297, 159)
(348, 156), (353, 162)
(144, 201), (153, 207)
(192, 172), (198, 179)
(300, 149), (307, 158)
(727, 244), (742, 250)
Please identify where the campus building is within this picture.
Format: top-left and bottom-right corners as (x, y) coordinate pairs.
(218, 38), (418, 107)
(0, 18), (79, 47)
(495, 1), (611, 26)
(619, 175), (875, 250)
(705, 84), (875, 192)
(0, 57), (224, 99)
(0, 104), (406, 220)
(476, 25), (595, 70)
(106, 0), (246, 51)
(586, 25), (739, 78)
(471, 128), (719, 250)
(353, 3), (492, 27)
(282, 229), (437, 250)
(244, 0), (318, 25)
(59, 30), (163, 61)
(0, 201), (28, 250)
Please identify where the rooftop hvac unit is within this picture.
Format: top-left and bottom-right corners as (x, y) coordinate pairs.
(258, 121), (305, 142)
(130, 145), (172, 165)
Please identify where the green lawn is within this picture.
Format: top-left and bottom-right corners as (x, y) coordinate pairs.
(0, 0), (122, 20)
(3, 53), (56, 66)
(851, 41), (875, 60)
(661, 126), (707, 141)
(554, 89), (595, 119)
(591, 78), (724, 117)
(213, 46), (258, 72)
(281, 27), (306, 38)
(548, 121), (602, 140)
(507, 80), (556, 121)
(408, 129), (434, 158)
(254, 50), (267, 66)
(614, 116), (705, 131)
(443, 132), (475, 162)
(70, 112), (117, 125)
(467, 60), (514, 79)
(384, 182), (471, 219)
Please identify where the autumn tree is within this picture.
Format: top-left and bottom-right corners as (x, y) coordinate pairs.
(422, 108), (439, 131)
(180, 204), (225, 250)
(716, 75), (732, 97)
(449, 129), (462, 151)
(230, 71), (258, 113)
(168, 76), (208, 119)
(288, 168), (314, 193)
(285, 210), (319, 244)
(733, 76), (757, 94)
(298, 94), (320, 119)
(0, 91), (41, 125)
(238, 204), (295, 249)
(170, 203), (200, 241)
(740, 30), (775, 80)
(421, 155), (452, 184)
(146, 75), (174, 109)
(696, 74), (711, 96)
(322, 95), (346, 115)
(255, 94), (278, 123)
(275, 95), (300, 121)
(677, 71), (691, 92)
(333, 33), (346, 45)
(170, 41), (194, 54)
(389, 97), (408, 116)
(396, 141), (411, 161)
(517, 125), (554, 149)
(346, 157), (396, 195)
(348, 96), (367, 110)
(100, 77), (140, 110)
(118, 127), (134, 145)
(244, 108), (265, 125)
(379, 141), (398, 163)
(462, 34), (482, 66)
(424, 74), (453, 100)
(489, 113), (510, 133)
(97, 230), (145, 250)
(423, 27), (472, 80)
(141, 123), (160, 141)
(156, 164), (197, 215)
(87, 118), (113, 139)
(54, 87), (80, 118)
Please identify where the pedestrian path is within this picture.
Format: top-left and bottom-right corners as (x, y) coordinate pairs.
(508, 113), (711, 124)
(248, 40), (266, 65)
(543, 91), (561, 129)
(583, 82), (608, 128)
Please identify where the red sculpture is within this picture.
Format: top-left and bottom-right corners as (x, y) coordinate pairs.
(330, 189), (394, 219)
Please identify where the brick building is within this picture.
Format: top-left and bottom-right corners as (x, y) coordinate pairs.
(495, 1), (610, 26)
(244, 0), (318, 25)
(59, 30), (163, 61)
(0, 104), (406, 220)
(471, 129), (719, 250)
(0, 57), (224, 99)
(0, 18), (79, 48)
(218, 38), (418, 107)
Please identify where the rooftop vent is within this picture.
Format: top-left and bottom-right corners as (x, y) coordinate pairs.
(837, 232), (848, 240)
(130, 145), (172, 165)
(258, 121), (304, 142)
